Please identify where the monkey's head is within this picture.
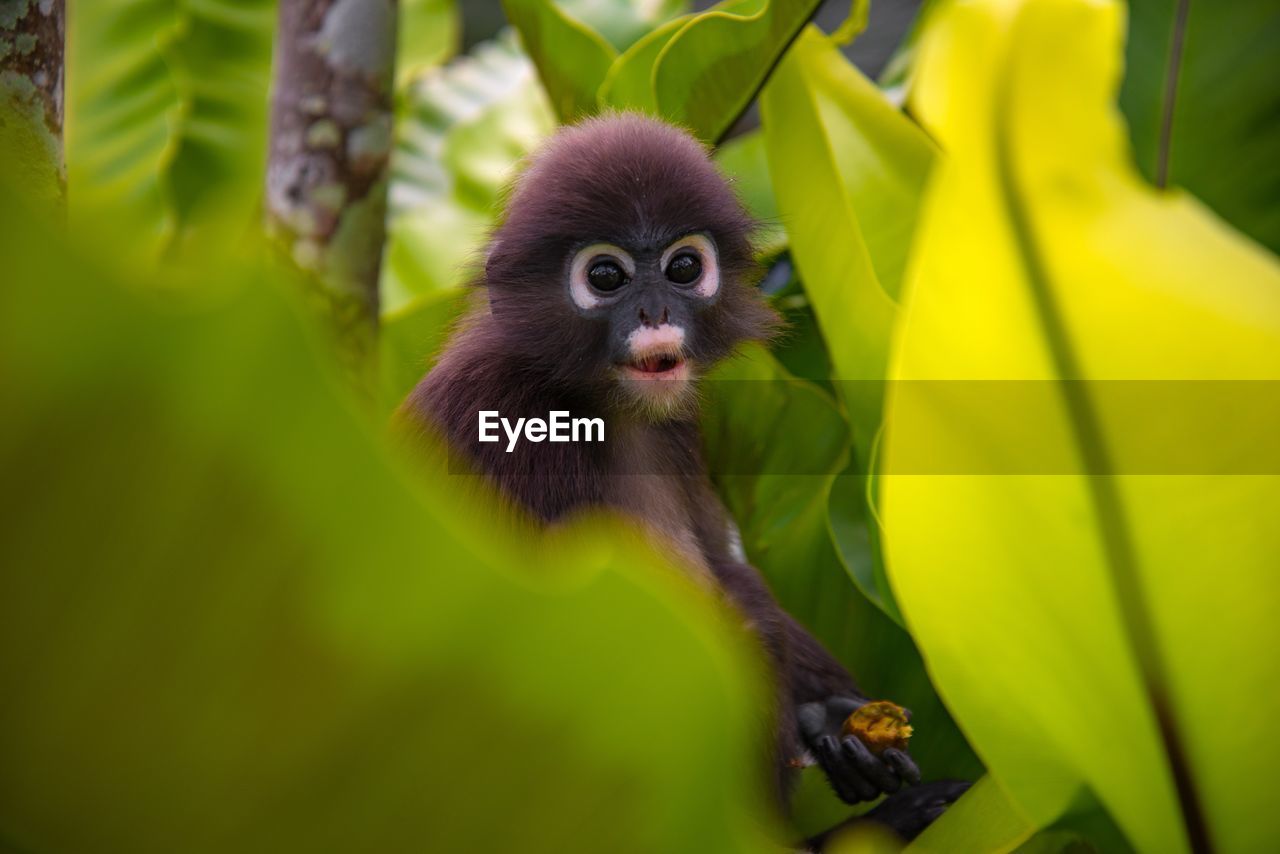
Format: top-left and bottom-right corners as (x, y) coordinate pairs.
(483, 112), (779, 417)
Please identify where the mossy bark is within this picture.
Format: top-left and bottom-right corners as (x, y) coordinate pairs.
(265, 0), (398, 387)
(0, 0), (64, 205)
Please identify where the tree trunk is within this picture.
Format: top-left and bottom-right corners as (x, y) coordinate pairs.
(265, 0), (398, 382)
(0, 0), (65, 203)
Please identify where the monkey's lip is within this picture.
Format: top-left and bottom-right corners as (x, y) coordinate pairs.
(619, 354), (689, 381)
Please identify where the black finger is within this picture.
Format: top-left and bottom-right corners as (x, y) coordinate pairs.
(834, 766), (880, 803)
(816, 735), (878, 803)
(827, 766), (873, 805)
(883, 748), (922, 785)
(841, 736), (900, 793)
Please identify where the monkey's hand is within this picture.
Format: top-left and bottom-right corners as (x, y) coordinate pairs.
(797, 696), (921, 804)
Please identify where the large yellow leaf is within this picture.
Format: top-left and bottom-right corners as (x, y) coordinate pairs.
(881, 1), (1280, 852)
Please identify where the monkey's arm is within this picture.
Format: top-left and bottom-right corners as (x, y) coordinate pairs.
(709, 560), (921, 804)
(779, 608), (922, 803)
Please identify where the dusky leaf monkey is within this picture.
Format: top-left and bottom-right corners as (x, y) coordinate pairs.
(396, 113), (966, 848)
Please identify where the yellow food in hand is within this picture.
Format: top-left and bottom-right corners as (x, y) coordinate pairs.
(841, 701), (913, 755)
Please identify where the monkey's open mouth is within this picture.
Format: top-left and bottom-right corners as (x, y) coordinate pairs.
(634, 354), (682, 374)
(621, 353), (689, 381)
(620, 326), (690, 383)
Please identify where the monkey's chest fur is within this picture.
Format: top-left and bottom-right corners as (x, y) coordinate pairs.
(483, 415), (732, 578)
(599, 421), (731, 580)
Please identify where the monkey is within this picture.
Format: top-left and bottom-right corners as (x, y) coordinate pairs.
(395, 112), (967, 847)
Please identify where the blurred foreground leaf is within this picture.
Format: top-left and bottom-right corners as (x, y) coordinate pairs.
(0, 194), (778, 854)
(885, 0), (1280, 850)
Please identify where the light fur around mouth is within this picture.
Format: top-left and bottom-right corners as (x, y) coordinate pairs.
(615, 323), (695, 417)
(622, 323), (688, 380)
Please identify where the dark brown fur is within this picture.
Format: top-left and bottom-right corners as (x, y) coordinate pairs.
(395, 114), (955, 842)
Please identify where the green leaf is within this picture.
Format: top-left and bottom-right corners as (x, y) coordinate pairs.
(761, 25), (935, 449)
(761, 27), (936, 620)
(397, 0), (460, 87)
(596, 13), (692, 113)
(595, 0), (758, 117)
(66, 0), (276, 265)
(654, 0), (846, 144)
(501, 0), (617, 121)
(827, 464), (900, 624)
(1120, 0), (1280, 254)
(760, 29), (891, 458)
(380, 289), (469, 416)
(887, 0), (1280, 850)
(558, 0), (688, 52)
(712, 130), (787, 259)
(907, 776), (1035, 853)
(0, 194), (778, 854)
(768, 293), (835, 388)
(384, 33), (555, 313)
(702, 346), (983, 833)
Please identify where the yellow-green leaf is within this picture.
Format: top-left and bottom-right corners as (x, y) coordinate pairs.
(384, 34), (554, 313)
(883, 1), (1280, 851)
(67, 0), (275, 266)
(761, 27), (936, 619)
(701, 346), (983, 833)
(0, 192), (777, 854)
(713, 131), (787, 259)
(655, 0), (843, 144)
(559, 0), (688, 52)
(380, 289), (470, 416)
(397, 0), (460, 87)
(596, 13), (693, 114)
(907, 775), (1035, 854)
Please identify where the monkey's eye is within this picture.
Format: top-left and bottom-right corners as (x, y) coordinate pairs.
(587, 259), (627, 292)
(569, 243), (634, 310)
(665, 252), (702, 285)
(660, 234), (718, 299)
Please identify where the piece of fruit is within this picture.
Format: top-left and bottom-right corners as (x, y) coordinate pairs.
(841, 700), (913, 755)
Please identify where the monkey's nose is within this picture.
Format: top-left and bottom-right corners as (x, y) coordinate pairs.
(637, 306), (670, 327)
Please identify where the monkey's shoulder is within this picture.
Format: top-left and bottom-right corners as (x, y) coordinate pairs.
(401, 349), (610, 521)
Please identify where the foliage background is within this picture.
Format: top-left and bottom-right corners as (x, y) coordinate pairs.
(1, 0), (1277, 852)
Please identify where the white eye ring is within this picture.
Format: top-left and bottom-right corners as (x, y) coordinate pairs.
(661, 234), (719, 299)
(569, 243), (635, 310)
